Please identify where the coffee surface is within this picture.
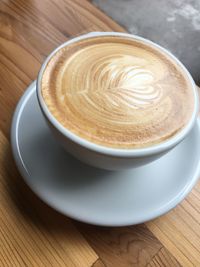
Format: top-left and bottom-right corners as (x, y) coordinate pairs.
(41, 36), (194, 148)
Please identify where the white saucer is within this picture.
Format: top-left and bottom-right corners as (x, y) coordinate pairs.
(11, 82), (200, 226)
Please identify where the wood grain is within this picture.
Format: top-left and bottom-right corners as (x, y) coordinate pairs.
(147, 247), (181, 267)
(77, 223), (181, 267)
(0, 0), (199, 266)
(92, 259), (106, 267)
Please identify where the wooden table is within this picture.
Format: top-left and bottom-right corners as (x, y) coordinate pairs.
(0, 1), (199, 266)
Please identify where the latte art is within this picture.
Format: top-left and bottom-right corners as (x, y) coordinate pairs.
(42, 36), (194, 148)
(70, 55), (163, 110)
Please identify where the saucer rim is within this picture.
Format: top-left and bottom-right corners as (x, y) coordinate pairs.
(11, 81), (200, 226)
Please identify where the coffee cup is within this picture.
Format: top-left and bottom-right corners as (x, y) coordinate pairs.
(37, 32), (199, 170)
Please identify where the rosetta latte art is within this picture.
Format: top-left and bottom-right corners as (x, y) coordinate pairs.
(42, 36), (194, 148)
(66, 55), (163, 111)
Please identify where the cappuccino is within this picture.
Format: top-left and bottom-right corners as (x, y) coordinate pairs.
(41, 35), (194, 148)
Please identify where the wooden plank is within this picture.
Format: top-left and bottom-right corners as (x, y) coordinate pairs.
(147, 247), (181, 267)
(92, 259), (106, 267)
(77, 223), (181, 267)
(0, 131), (98, 266)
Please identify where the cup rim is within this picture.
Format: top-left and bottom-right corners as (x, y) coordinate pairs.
(37, 31), (199, 158)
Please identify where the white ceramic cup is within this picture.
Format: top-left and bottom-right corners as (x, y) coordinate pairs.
(37, 32), (199, 170)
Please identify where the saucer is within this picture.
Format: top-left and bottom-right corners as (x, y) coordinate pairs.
(11, 81), (200, 226)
